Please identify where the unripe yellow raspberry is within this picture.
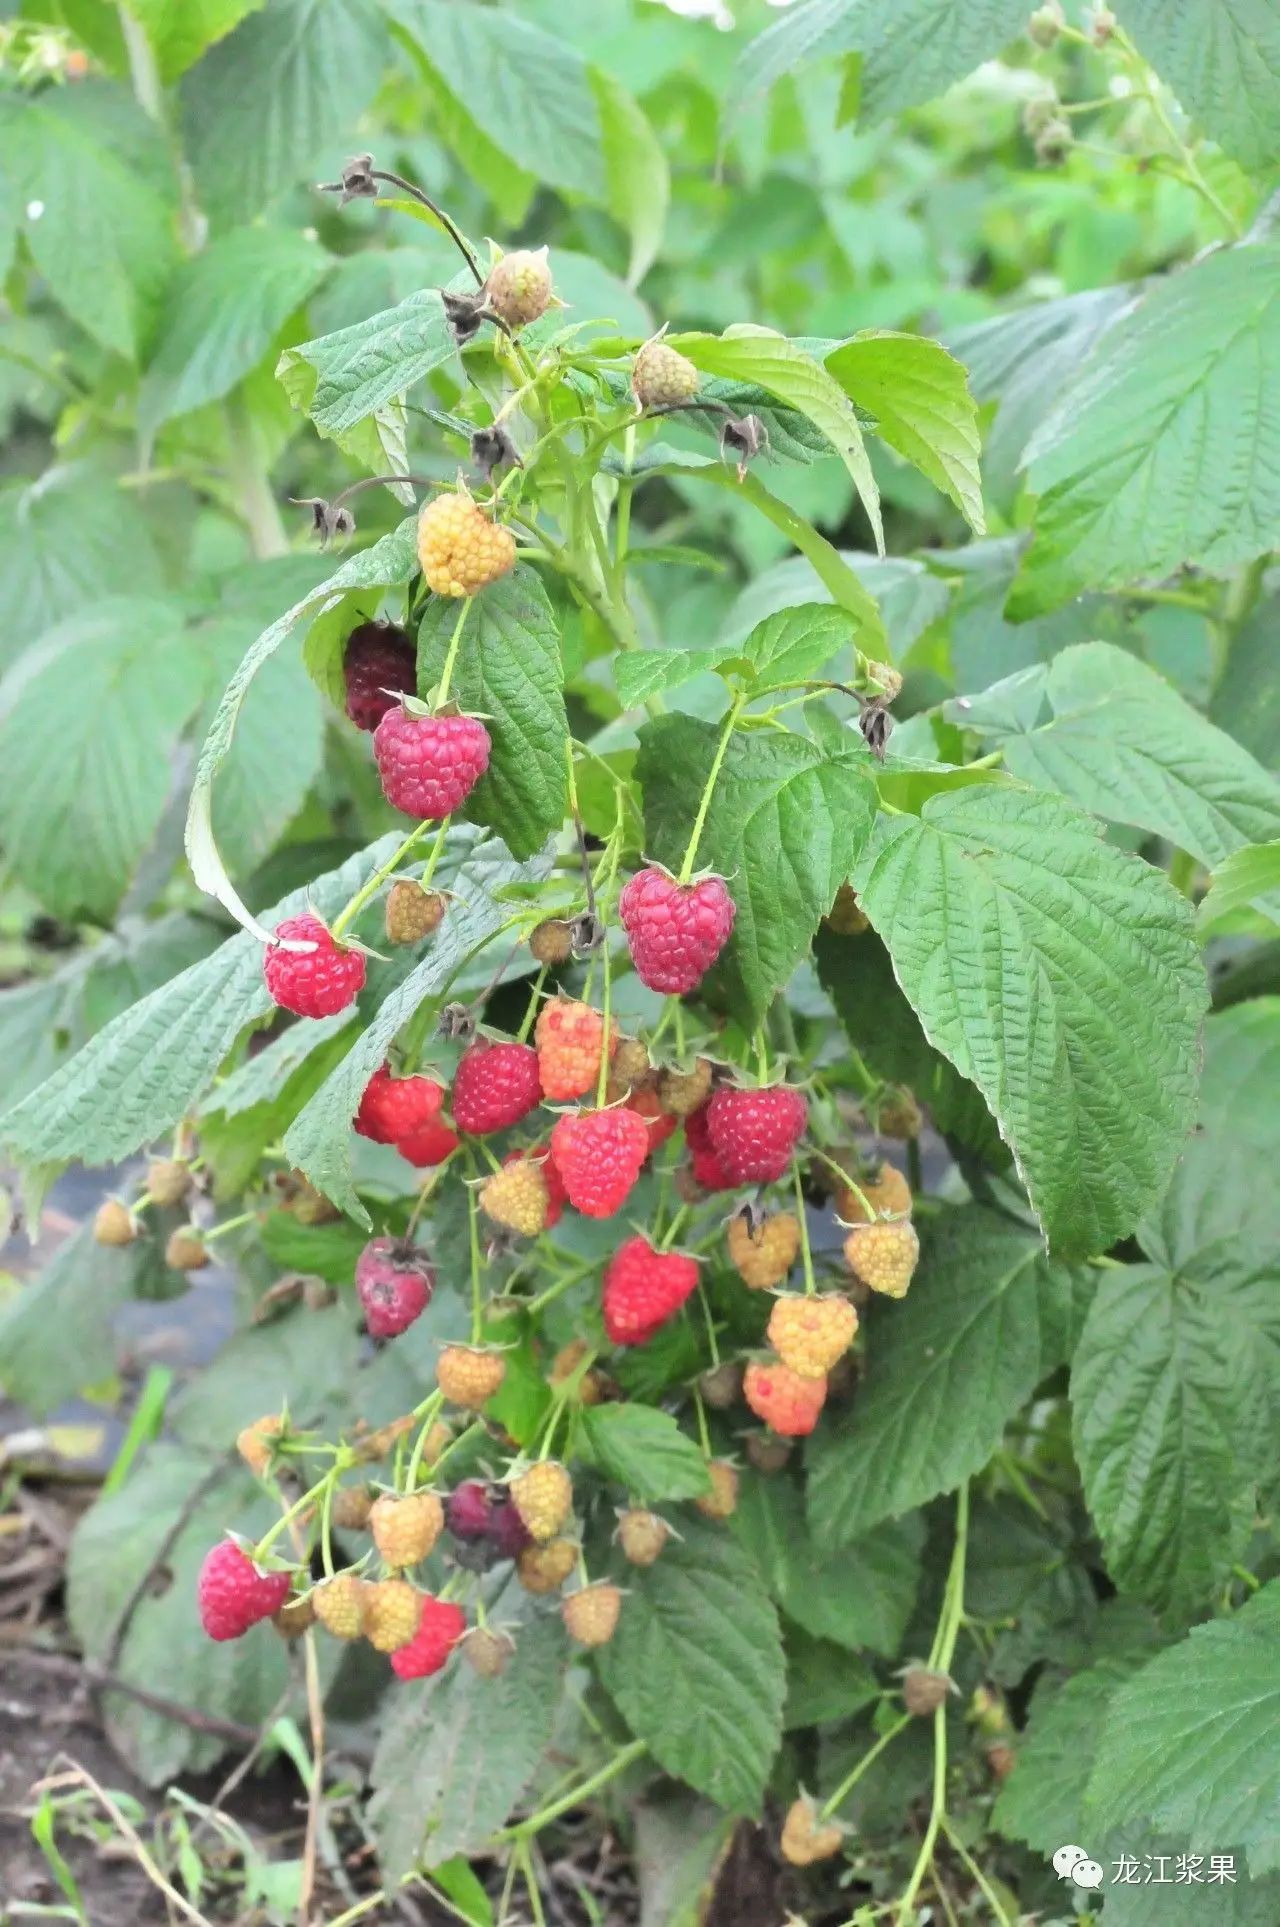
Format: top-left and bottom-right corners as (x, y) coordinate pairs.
(479, 1161), (549, 1238)
(93, 1199), (137, 1246)
(657, 1057), (714, 1117)
(165, 1227), (209, 1271)
(510, 1460), (573, 1542)
(313, 1574), (368, 1640)
(728, 1211), (800, 1290)
(236, 1414), (284, 1477)
(607, 1035), (652, 1100)
(694, 1459), (739, 1520)
(878, 1089), (922, 1139)
(364, 1578), (420, 1653)
(517, 1536), (578, 1594)
(436, 1345), (507, 1409)
(274, 1595), (316, 1639)
(461, 1625), (516, 1677)
(416, 491), (516, 597)
(843, 1220), (920, 1299)
(617, 1509), (669, 1567)
(369, 1491), (445, 1568)
(562, 1581), (622, 1647)
(549, 1339), (605, 1406)
(767, 1293), (858, 1379)
(528, 917), (573, 965)
(780, 1797), (843, 1866)
(331, 1483), (374, 1531)
(146, 1157), (190, 1207)
(484, 247), (554, 329)
(385, 880), (446, 944)
(836, 1161), (912, 1225)
(633, 335), (699, 411)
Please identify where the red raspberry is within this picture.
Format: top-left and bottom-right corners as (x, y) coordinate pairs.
(263, 914), (365, 1019)
(550, 1107), (650, 1218)
(603, 1235), (699, 1345)
(506, 1146), (567, 1227)
(396, 1116), (461, 1166)
(342, 621), (416, 732)
(389, 1594), (467, 1680)
(372, 707), (491, 820)
(355, 1064), (449, 1144)
(627, 1084), (679, 1160)
(445, 1479), (494, 1543)
(452, 1041), (542, 1134)
(197, 1541), (291, 1642)
(355, 1236), (435, 1338)
(619, 868), (736, 994)
(684, 1103), (736, 1191)
(706, 1084), (807, 1184)
(743, 1358), (828, 1436)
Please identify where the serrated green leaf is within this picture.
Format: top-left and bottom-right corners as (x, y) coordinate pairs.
(417, 568), (568, 859)
(139, 227), (330, 434)
(279, 289), (460, 439)
(807, 1207), (1090, 1544)
(0, 599), (207, 923)
(0, 1226), (141, 1416)
(370, 1579), (569, 1879)
(614, 604), (851, 710)
(598, 1514), (784, 1813)
(0, 468), (165, 668)
(783, 1628), (880, 1730)
(720, 552), (942, 663)
(636, 715), (877, 1029)
(1116, 0), (1280, 172)
(852, 787), (1207, 1254)
(257, 1214), (369, 1287)
(826, 332), (984, 532)
(992, 1658), (1140, 1855)
(671, 328), (882, 551)
(967, 1497), (1098, 1687)
(125, 0), (265, 82)
(593, 65), (668, 286)
(169, 1305), (361, 1449)
(579, 1405), (712, 1504)
(615, 647), (734, 710)
(1199, 841), (1280, 932)
(1086, 1578), (1280, 1877)
(1011, 249), (1280, 619)
(201, 1013), (355, 1118)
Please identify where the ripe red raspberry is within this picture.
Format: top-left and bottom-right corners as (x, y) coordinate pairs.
(390, 1595), (467, 1680)
(396, 1115), (461, 1166)
(706, 1084), (807, 1184)
(550, 1107), (650, 1218)
(342, 621), (416, 731)
(505, 1146), (566, 1227)
(743, 1358), (828, 1436)
(603, 1235), (699, 1345)
(684, 1103), (736, 1191)
(355, 1236), (435, 1338)
(451, 1041), (542, 1134)
(197, 1541), (291, 1642)
(263, 914), (365, 1019)
(373, 707), (491, 820)
(535, 997), (617, 1102)
(355, 1064), (449, 1144)
(619, 868), (736, 994)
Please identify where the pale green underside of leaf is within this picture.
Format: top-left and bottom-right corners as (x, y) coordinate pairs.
(1011, 248), (1280, 618)
(598, 1515), (785, 1813)
(806, 1206), (1089, 1543)
(825, 332), (985, 532)
(1116, 0), (1280, 171)
(852, 787), (1207, 1254)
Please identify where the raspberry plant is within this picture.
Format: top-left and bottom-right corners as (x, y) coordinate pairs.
(4, 1), (1280, 1921)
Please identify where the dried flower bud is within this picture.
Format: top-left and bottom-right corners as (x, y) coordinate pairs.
(471, 425), (520, 481)
(719, 412), (769, 481)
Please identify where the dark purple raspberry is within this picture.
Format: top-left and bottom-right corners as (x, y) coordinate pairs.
(343, 622), (416, 732)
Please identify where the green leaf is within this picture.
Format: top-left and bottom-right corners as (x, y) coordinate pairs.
(0, 599), (207, 923)
(181, 0), (387, 228)
(0, 467), (165, 669)
(257, 1214), (369, 1287)
(579, 1405), (712, 1505)
(825, 333), (984, 532)
(728, 0), (1028, 128)
(670, 328), (883, 551)
(949, 644), (1280, 882)
(278, 289), (460, 439)
(992, 1658), (1140, 1855)
(1199, 841), (1280, 932)
(784, 1629), (880, 1730)
(201, 1012), (355, 1118)
(1011, 249), (1280, 619)
(636, 715), (877, 1029)
(417, 568), (569, 860)
(592, 65), (669, 286)
(807, 1207), (1091, 1544)
(733, 1470), (922, 1655)
(125, 0), (266, 81)
(65, 1446), (289, 1783)
(852, 787), (1207, 1254)
(139, 227), (330, 434)
(170, 1305), (361, 1448)
(0, 89), (176, 360)
(0, 1226), (140, 1415)
(370, 1580), (569, 1879)
(1086, 1578), (1280, 1877)
(720, 552), (942, 664)
(1116, 0), (1280, 171)
(615, 604), (851, 709)
(598, 1514), (785, 1814)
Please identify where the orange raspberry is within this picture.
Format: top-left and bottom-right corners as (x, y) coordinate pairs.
(617, 1509), (669, 1567)
(780, 1797), (843, 1866)
(727, 1211), (800, 1290)
(364, 1578), (420, 1653)
(516, 1536), (578, 1594)
(694, 1459), (739, 1520)
(835, 1161), (912, 1224)
(385, 880), (446, 944)
(843, 1220), (920, 1299)
(510, 1460), (573, 1542)
(656, 1057), (713, 1118)
(370, 1492), (445, 1568)
(766, 1294), (858, 1380)
(743, 1358), (828, 1437)
(562, 1581), (622, 1647)
(436, 1345), (507, 1409)
(236, 1415), (284, 1477)
(535, 997), (617, 1102)
(93, 1198), (137, 1246)
(479, 1160), (549, 1238)
(313, 1574), (368, 1640)
(416, 491), (516, 598)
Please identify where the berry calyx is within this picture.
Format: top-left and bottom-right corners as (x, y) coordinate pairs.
(416, 491), (516, 597)
(562, 1581), (622, 1647)
(618, 867), (736, 995)
(373, 707), (491, 820)
(727, 1210), (800, 1290)
(197, 1541), (292, 1642)
(452, 1041), (543, 1135)
(264, 913), (366, 1019)
(389, 1594), (467, 1679)
(550, 1107), (650, 1218)
(603, 1235), (699, 1346)
(342, 621), (416, 732)
(355, 1236), (435, 1338)
(436, 1344), (507, 1409)
(705, 1083), (807, 1185)
(632, 335), (699, 411)
(479, 1158), (550, 1238)
(842, 1220), (920, 1299)
(743, 1358), (828, 1437)
(535, 996), (617, 1102)
(484, 247), (554, 329)
(767, 1293), (858, 1379)
(618, 1509), (669, 1567)
(385, 879), (447, 944)
(509, 1460), (573, 1542)
(370, 1492), (445, 1568)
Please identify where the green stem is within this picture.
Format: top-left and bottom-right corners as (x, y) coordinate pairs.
(330, 820), (435, 940)
(678, 694), (744, 884)
(897, 1484), (969, 1924)
(938, 1816), (1013, 1927)
(403, 1390), (446, 1492)
(696, 1281), (720, 1367)
(692, 1387), (712, 1458)
(517, 965), (548, 1044)
(203, 1209), (256, 1242)
(522, 1257), (596, 1319)
(254, 1470), (334, 1562)
(793, 1167), (817, 1296)
(494, 1740), (647, 1842)
(819, 1713), (912, 1822)
(434, 598), (473, 709)
(468, 1182), (484, 1343)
